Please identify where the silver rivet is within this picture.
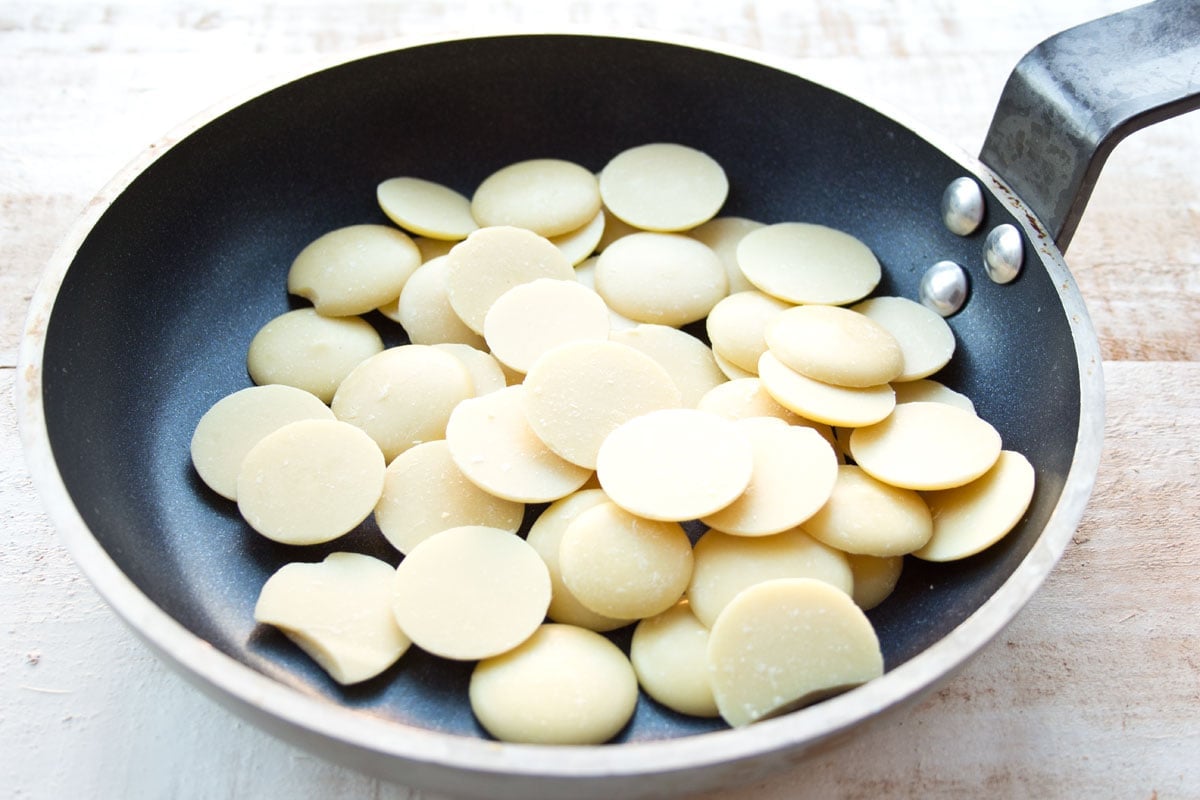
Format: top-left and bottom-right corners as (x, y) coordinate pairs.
(983, 224), (1024, 284)
(941, 177), (985, 236)
(919, 260), (968, 317)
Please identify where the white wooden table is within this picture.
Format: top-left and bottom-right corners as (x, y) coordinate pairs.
(3, 2), (1198, 797)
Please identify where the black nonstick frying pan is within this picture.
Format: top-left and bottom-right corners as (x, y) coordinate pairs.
(18, 2), (1200, 798)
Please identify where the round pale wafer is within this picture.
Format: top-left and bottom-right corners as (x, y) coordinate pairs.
(686, 526), (853, 628)
(701, 417), (838, 536)
(630, 601), (718, 718)
(331, 344), (474, 462)
(758, 351), (895, 427)
(523, 339), (681, 469)
(469, 624), (637, 744)
(236, 419), (385, 545)
(445, 225), (575, 333)
(288, 224), (421, 316)
(913, 450), (1035, 561)
(706, 290), (791, 375)
(382, 256), (486, 349)
(737, 222), (880, 305)
(391, 525), (551, 661)
(593, 232), (727, 327)
(246, 308), (384, 404)
(596, 408), (753, 522)
(765, 303), (903, 388)
(558, 501), (693, 620)
(374, 440), (524, 555)
(191, 384), (334, 500)
(706, 577), (883, 727)
(377, 176), (478, 240)
(483, 279), (610, 374)
(525, 489), (632, 632)
(852, 295), (956, 382)
(471, 158), (601, 237)
(254, 552), (410, 685)
(445, 384), (592, 503)
(848, 401), (1002, 491)
(802, 464), (933, 556)
(599, 142), (728, 232)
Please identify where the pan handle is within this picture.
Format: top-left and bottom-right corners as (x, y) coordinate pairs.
(979, 0), (1200, 252)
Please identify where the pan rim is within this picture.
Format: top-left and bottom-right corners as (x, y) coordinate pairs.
(15, 26), (1105, 791)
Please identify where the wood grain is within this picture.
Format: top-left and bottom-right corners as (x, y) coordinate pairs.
(3, 2), (1197, 798)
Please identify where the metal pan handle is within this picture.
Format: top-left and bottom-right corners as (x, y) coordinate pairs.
(980, 0), (1200, 252)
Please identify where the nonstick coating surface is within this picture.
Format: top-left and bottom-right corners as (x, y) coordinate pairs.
(41, 35), (1080, 743)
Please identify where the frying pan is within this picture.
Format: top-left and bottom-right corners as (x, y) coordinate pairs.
(17, 2), (1200, 798)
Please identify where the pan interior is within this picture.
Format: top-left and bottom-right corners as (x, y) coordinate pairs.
(41, 35), (1080, 742)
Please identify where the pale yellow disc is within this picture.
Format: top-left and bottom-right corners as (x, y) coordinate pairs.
(687, 216), (764, 295)
(558, 501), (694, 620)
(737, 222), (881, 305)
(712, 348), (757, 381)
(236, 419), (385, 545)
(599, 142), (728, 232)
(596, 408), (754, 522)
(801, 464), (933, 556)
(246, 307), (384, 404)
(701, 417), (839, 537)
(331, 344), (473, 462)
(374, 440), (524, 555)
(385, 256), (487, 349)
(376, 177), (478, 240)
(445, 226), (576, 333)
(191, 384), (334, 501)
(471, 158), (601, 238)
(707, 577), (884, 727)
(630, 600), (719, 718)
(685, 526), (853, 628)
(758, 351), (895, 427)
(445, 385), (593, 503)
(550, 208), (606, 265)
(846, 553), (904, 611)
(287, 224), (421, 316)
(705, 290), (792, 375)
(522, 340), (682, 469)
(765, 303), (904, 388)
(573, 257), (640, 331)
(254, 552), (411, 685)
(483, 279), (611, 374)
(593, 232), (728, 327)
(432, 342), (507, 396)
(913, 450), (1035, 561)
(848, 401), (1002, 490)
(852, 296), (956, 382)
(892, 378), (975, 413)
(469, 624), (638, 745)
(391, 525), (551, 661)
(609, 323), (728, 408)
(525, 489), (632, 632)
